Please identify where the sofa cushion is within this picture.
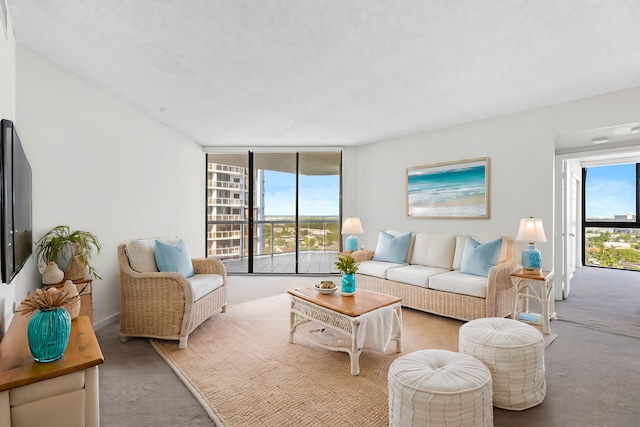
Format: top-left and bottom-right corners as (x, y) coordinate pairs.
(187, 274), (224, 301)
(428, 270), (488, 298)
(459, 237), (503, 277)
(410, 234), (456, 270)
(387, 264), (451, 288)
(386, 230), (416, 263)
(357, 260), (405, 279)
(154, 239), (195, 278)
(126, 236), (179, 273)
(372, 231), (412, 264)
(453, 235), (511, 270)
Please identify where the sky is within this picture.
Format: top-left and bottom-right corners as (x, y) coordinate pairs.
(585, 163), (636, 219)
(263, 170), (339, 216)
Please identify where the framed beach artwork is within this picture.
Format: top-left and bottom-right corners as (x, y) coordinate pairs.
(406, 157), (490, 219)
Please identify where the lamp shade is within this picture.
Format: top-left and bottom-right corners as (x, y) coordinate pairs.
(515, 218), (547, 243)
(341, 217), (363, 235)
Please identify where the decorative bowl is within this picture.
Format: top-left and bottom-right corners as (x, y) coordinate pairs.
(314, 283), (337, 295)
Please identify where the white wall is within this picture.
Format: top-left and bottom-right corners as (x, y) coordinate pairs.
(0, 0), (19, 338)
(0, 0), (14, 121)
(13, 46), (205, 328)
(4, 30), (639, 329)
(353, 86), (640, 279)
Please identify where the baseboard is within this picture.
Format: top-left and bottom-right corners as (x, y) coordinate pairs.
(93, 312), (120, 330)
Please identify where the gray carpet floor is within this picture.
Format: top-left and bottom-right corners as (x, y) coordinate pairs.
(96, 269), (640, 426)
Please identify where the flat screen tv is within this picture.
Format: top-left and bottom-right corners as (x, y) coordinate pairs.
(1, 119), (33, 284)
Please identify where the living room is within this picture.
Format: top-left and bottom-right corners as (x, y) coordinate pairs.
(1, 2), (640, 426)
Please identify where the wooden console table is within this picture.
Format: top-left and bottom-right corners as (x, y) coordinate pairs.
(0, 294), (103, 426)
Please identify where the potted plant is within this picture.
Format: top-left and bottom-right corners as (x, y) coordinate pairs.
(36, 226), (102, 280)
(334, 254), (359, 295)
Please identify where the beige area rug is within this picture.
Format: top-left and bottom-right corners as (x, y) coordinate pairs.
(150, 294), (557, 426)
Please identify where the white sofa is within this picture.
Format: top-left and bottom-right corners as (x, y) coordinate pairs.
(353, 232), (518, 321)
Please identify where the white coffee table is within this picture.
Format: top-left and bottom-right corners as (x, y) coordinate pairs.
(288, 287), (402, 375)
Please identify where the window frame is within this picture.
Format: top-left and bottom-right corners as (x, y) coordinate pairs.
(581, 163), (640, 267)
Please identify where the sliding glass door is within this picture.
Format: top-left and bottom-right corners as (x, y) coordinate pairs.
(254, 153), (297, 273)
(297, 152), (341, 273)
(206, 151), (341, 274)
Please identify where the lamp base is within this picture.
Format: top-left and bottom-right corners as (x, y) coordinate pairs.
(522, 267), (542, 275)
(521, 244), (542, 275)
(345, 235), (359, 251)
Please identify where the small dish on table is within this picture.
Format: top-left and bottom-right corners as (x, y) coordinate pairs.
(314, 281), (337, 295)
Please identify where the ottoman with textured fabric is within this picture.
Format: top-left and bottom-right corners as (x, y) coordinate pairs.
(459, 317), (546, 410)
(388, 349), (493, 427)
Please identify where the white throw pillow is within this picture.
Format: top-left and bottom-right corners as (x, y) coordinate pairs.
(126, 236), (179, 273)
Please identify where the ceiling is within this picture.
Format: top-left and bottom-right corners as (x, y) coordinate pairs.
(7, 0), (640, 149)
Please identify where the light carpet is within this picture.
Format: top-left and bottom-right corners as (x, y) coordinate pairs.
(150, 293), (556, 426)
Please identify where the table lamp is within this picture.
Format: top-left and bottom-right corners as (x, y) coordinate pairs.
(515, 217), (547, 274)
(341, 217), (363, 251)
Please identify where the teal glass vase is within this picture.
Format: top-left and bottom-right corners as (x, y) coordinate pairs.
(341, 273), (356, 295)
(27, 307), (71, 362)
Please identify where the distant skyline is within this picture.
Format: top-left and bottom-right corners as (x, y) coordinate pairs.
(264, 170), (339, 216)
(586, 164), (636, 219)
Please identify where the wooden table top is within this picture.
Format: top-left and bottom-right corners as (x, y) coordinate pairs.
(0, 294), (104, 391)
(288, 288), (401, 317)
(511, 269), (553, 281)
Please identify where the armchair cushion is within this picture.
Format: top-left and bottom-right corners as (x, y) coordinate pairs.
(126, 236), (179, 272)
(187, 274), (224, 301)
(154, 239), (195, 278)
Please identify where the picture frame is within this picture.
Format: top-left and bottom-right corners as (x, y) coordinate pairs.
(406, 157), (490, 219)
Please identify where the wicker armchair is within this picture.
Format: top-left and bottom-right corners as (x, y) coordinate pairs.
(117, 243), (227, 349)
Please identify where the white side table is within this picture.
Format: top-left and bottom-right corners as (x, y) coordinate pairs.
(511, 269), (555, 334)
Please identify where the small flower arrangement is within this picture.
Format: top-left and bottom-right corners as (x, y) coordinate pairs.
(18, 283), (85, 315)
(334, 254), (359, 274)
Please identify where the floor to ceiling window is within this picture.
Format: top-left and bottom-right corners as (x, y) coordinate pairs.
(583, 163), (640, 270)
(205, 151), (342, 274)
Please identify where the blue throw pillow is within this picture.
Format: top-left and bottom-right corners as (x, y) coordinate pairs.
(372, 231), (412, 264)
(154, 239), (195, 278)
(460, 237), (503, 277)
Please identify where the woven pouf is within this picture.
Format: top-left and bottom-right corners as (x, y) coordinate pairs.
(388, 349), (493, 427)
(459, 317), (546, 411)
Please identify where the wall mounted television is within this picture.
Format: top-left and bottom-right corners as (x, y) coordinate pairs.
(1, 119), (33, 284)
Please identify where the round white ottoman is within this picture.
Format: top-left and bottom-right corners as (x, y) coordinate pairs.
(388, 349), (493, 427)
(459, 317), (545, 411)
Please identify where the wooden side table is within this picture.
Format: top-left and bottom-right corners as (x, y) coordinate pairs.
(510, 269), (555, 334)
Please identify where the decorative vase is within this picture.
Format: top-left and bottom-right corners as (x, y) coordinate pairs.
(63, 254), (86, 281)
(27, 307), (71, 362)
(341, 273), (356, 295)
(61, 280), (81, 320)
(42, 261), (64, 285)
